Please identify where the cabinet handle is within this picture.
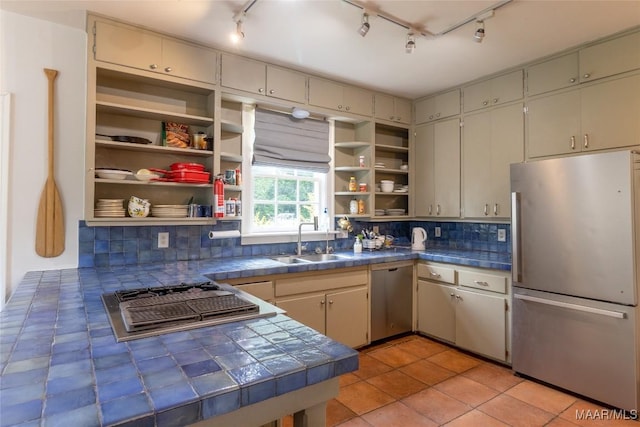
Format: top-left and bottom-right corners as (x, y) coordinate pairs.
(435, 113), (440, 118)
(450, 293), (455, 297)
(492, 98), (499, 104)
(436, 204), (441, 215)
(389, 116), (394, 120)
(455, 295), (462, 300)
(320, 300), (325, 305)
(494, 203), (498, 216)
(428, 205), (432, 215)
(482, 100), (489, 106)
(345, 106), (351, 111)
(570, 135), (576, 149)
(429, 115), (434, 119)
(430, 272), (441, 278)
(569, 78), (576, 83)
(329, 300), (334, 305)
(149, 64), (158, 70)
(584, 134), (589, 148)
(269, 89), (274, 94)
(258, 88), (264, 93)
(474, 280), (490, 286)
(483, 204), (489, 216)
(164, 66), (172, 73)
(396, 117), (401, 122)
(338, 104), (343, 110)
(583, 73), (591, 79)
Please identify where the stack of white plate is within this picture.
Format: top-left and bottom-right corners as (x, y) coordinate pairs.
(95, 199), (125, 218)
(386, 208), (406, 216)
(374, 209), (386, 216)
(374, 162), (385, 169)
(152, 204), (188, 218)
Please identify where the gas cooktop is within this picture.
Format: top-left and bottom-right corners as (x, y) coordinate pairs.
(102, 281), (279, 342)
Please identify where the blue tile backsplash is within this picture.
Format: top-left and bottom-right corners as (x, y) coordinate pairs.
(78, 219), (510, 268)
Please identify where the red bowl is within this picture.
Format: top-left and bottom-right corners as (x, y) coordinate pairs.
(169, 162), (205, 172)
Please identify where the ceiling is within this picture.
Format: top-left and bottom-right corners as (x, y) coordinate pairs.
(2, 0), (640, 99)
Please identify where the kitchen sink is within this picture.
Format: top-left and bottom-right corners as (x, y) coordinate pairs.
(272, 254), (350, 264)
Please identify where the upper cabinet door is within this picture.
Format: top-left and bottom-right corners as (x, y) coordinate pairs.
(415, 89), (460, 124)
(344, 86), (373, 116)
(579, 31), (640, 83)
(220, 54), (266, 95)
(95, 21), (162, 72)
(309, 78), (344, 111)
(527, 53), (579, 96)
(161, 38), (217, 84)
(463, 70), (523, 113)
(394, 98), (412, 124)
(527, 90), (581, 158)
(374, 93), (396, 122)
(266, 66), (307, 104)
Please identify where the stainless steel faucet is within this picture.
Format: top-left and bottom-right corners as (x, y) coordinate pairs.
(297, 216), (319, 255)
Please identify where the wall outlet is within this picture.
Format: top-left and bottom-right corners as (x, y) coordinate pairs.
(497, 229), (506, 242)
(434, 227), (441, 238)
(158, 232), (169, 248)
(372, 226), (380, 234)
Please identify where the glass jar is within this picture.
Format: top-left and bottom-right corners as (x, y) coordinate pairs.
(348, 176), (357, 192)
(357, 199), (365, 214)
(349, 198), (358, 214)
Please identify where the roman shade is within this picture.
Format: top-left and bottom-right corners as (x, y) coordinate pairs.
(253, 108), (331, 173)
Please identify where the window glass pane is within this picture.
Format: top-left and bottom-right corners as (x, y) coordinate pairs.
(300, 204), (317, 222)
(254, 177), (275, 200)
(254, 204), (275, 224)
(277, 179), (297, 201)
(299, 180), (316, 202)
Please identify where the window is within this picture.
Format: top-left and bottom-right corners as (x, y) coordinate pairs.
(248, 165), (327, 234)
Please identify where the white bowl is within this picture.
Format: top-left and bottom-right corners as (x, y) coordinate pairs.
(96, 169), (132, 180)
(380, 180), (394, 192)
(134, 169), (160, 181)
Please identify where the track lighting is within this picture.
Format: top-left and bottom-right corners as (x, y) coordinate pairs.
(405, 33), (416, 54)
(473, 21), (485, 43)
(230, 18), (245, 44)
(358, 13), (370, 37)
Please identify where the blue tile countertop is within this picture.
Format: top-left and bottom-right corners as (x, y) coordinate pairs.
(0, 248), (509, 426)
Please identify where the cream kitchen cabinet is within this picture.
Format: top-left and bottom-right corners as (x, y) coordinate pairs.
(414, 89), (460, 124)
(462, 103), (524, 218)
(220, 54), (307, 104)
(527, 74), (640, 158)
(416, 262), (510, 363)
(527, 53), (579, 96)
(309, 78), (373, 117)
(233, 281), (274, 304)
(93, 19), (217, 85)
(463, 70), (523, 113)
(414, 118), (460, 218)
(374, 93), (412, 124)
(579, 30), (640, 84)
(275, 268), (369, 348)
(374, 124), (410, 218)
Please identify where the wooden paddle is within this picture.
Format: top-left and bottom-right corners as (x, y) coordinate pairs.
(35, 68), (64, 257)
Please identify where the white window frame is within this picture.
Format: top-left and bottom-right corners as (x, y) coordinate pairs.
(240, 107), (334, 245)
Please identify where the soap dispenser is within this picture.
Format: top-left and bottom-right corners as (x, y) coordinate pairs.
(353, 237), (362, 254)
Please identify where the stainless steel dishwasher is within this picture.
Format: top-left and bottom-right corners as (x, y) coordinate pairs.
(370, 261), (413, 341)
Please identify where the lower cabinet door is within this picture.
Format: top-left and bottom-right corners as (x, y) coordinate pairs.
(455, 288), (506, 361)
(326, 287), (369, 348)
(416, 280), (456, 343)
(276, 293), (326, 335)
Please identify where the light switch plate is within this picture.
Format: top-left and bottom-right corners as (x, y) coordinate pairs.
(498, 229), (506, 242)
(158, 232), (169, 248)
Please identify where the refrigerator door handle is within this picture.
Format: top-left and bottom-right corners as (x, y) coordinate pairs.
(514, 294), (626, 319)
(511, 192), (522, 284)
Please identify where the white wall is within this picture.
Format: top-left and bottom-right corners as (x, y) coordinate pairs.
(0, 10), (87, 306)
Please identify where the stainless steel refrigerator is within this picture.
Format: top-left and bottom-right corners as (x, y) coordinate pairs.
(510, 150), (640, 412)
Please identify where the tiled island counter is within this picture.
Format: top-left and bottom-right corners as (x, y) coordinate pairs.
(0, 248), (510, 426)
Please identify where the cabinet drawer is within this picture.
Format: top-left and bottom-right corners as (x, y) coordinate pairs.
(458, 270), (506, 294)
(276, 269), (368, 297)
(234, 281), (274, 301)
(417, 263), (456, 284)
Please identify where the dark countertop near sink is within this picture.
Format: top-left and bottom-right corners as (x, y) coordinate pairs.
(0, 248), (509, 426)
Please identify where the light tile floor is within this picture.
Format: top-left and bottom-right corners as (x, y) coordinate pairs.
(284, 335), (638, 426)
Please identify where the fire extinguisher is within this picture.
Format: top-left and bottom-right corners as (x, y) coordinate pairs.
(214, 175), (225, 218)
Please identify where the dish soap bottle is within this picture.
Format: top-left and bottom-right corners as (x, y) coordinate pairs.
(353, 237), (362, 254)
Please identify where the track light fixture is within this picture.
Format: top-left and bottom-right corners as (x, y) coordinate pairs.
(405, 33), (416, 54)
(358, 13), (370, 37)
(473, 20), (485, 43)
(230, 18), (245, 44)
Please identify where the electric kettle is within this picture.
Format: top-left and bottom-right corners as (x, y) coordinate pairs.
(411, 227), (427, 250)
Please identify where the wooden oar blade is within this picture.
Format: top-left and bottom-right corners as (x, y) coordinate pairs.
(35, 178), (65, 257)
